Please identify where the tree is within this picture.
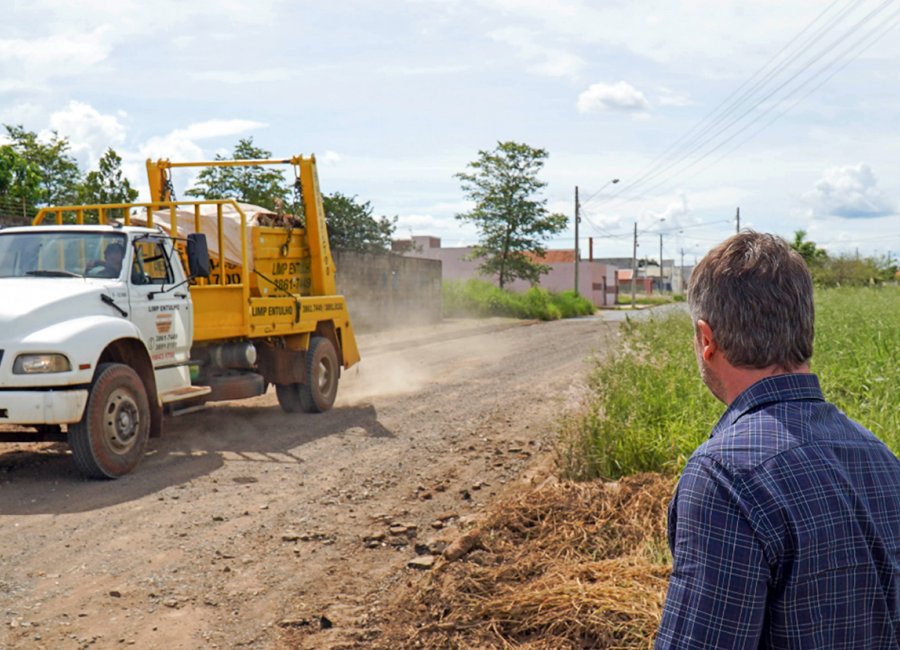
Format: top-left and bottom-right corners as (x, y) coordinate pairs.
(455, 141), (567, 289)
(185, 137), (290, 211)
(0, 145), (41, 225)
(791, 230), (828, 267)
(78, 148), (139, 205)
(322, 192), (396, 253)
(4, 124), (82, 207)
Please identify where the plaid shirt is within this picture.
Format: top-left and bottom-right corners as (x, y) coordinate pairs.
(656, 373), (900, 649)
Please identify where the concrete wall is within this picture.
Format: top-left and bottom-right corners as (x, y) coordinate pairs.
(334, 250), (442, 332)
(506, 261), (617, 307)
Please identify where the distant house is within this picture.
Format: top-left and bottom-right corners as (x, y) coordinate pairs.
(596, 257), (693, 294)
(393, 236), (618, 307)
(616, 268), (653, 294)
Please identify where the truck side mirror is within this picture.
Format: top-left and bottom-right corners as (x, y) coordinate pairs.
(187, 233), (211, 278)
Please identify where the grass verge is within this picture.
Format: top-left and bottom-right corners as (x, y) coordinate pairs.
(615, 294), (674, 306)
(558, 285), (900, 481)
(443, 279), (595, 320)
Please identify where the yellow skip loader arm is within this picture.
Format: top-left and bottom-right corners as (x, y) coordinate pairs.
(147, 155), (339, 297)
(144, 154), (359, 371)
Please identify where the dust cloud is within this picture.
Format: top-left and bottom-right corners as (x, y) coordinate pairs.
(336, 353), (433, 406)
(336, 321), (519, 407)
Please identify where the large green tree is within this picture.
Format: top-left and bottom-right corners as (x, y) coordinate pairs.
(4, 125), (82, 207)
(185, 137), (290, 211)
(455, 141), (567, 289)
(76, 148), (139, 223)
(78, 148), (139, 205)
(322, 192), (396, 253)
(791, 230), (828, 267)
(0, 145), (41, 225)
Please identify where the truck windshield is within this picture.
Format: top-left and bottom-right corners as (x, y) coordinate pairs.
(0, 231), (128, 279)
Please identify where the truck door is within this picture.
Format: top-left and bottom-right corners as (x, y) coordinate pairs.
(127, 236), (193, 393)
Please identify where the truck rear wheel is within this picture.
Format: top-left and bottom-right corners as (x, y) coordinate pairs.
(69, 363), (151, 479)
(275, 336), (340, 414)
(275, 383), (306, 413)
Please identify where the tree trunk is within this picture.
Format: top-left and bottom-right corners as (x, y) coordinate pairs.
(499, 224), (512, 290)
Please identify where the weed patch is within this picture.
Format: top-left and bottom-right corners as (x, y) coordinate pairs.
(558, 286), (899, 480)
(443, 279), (594, 320)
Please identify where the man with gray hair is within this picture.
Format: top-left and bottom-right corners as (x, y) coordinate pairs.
(655, 231), (900, 648)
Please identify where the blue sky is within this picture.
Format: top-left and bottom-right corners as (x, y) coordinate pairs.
(3, 0), (899, 262)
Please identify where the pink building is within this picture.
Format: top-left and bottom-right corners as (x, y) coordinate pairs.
(394, 236), (618, 307)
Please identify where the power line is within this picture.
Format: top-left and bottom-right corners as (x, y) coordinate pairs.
(669, 6), (900, 190)
(606, 0), (896, 208)
(581, 216), (734, 240)
(591, 0), (898, 211)
(586, 0), (859, 209)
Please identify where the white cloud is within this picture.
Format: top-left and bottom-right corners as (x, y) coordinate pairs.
(379, 64), (469, 77)
(189, 68), (295, 84)
(472, 0), (862, 75)
(0, 29), (113, 88)
(649, 191), (691, 226)
(0, 101), (45, 128)
(135, 119), (267, 199)
(397, 214), (445, 228)
(489, 27), (585, 79)
(321, 151), (342, 165)
(577, 81), (650, 113)
(656, 87), (692, 107)
(172, 119), (268, 142)
(41, 101), (127, 169)
(802, 163), (896, 219)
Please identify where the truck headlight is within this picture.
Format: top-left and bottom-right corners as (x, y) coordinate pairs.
(13, 354), (72, 374)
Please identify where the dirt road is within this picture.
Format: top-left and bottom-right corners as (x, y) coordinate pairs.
(0, 315), (619, 649)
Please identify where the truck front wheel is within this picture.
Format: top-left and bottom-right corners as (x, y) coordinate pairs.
(275, 336), (340, 414)
(69, 363), (151, 479)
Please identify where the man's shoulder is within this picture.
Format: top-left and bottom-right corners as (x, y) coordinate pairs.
(690, 397), (897, 480)
(691, 406), (803, 474)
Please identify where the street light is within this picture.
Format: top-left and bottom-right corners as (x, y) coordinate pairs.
(575, 178), (620, 295)
(631, 216), (665, 308)
(581, 178), (620, 207)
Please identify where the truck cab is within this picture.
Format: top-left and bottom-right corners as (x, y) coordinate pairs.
(0, 224), (214, 477)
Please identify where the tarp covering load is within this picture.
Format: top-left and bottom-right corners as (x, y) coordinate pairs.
(130, 202), (302, 268)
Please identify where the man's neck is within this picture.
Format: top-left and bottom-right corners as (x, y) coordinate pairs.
(720, 363), (811, 406)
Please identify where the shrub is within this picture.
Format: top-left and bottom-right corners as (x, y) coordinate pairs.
(442, 280), (595, 321)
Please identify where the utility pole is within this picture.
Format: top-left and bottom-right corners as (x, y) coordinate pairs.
(659, 233), (664, 294)
(736, 206), (740, 234)
(680, 247), (685, 295)
(631, 222), (638, 308)
(574, 186), (580, 294)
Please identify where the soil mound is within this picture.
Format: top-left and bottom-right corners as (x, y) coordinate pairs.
(376, 472), (675, 649)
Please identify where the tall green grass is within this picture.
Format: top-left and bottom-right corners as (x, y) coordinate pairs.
(814, 287), (899, 446)
(559, 286), (899, 481)
(443, 279), (595, 321)
(615, 294), (674, 306)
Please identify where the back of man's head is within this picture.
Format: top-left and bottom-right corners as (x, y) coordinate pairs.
(688, 231), (814, 370)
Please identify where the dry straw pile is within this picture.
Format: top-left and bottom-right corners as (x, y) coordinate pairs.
(377, 472), (676, 649)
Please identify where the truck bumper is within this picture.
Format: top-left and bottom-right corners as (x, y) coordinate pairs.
(0, 389), (89, 425)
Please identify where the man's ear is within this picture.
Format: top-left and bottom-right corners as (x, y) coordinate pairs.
(696, 319), (717, 361)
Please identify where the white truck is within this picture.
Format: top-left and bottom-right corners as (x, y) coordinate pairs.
(0, 155), (360, 479)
